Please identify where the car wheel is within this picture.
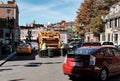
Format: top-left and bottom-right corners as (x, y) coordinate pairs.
(99, 69), (108, 81)
(68, 75), (76, 80)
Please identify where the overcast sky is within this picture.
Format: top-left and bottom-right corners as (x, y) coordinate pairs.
(2, 0), (83, 26)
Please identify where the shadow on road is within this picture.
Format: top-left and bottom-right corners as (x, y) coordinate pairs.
(8, 54), (36, 61)
(2, 61), (62, 68)
(0, 68), (12, 72)
(9, 78), (25, 81)
(43, 61), (62, 64)
(24, 61), (62, 67)
(107, 74), (120, 81)
(24, 62), (42, 67)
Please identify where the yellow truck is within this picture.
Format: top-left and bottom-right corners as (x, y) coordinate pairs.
(38, 31), (65, 57)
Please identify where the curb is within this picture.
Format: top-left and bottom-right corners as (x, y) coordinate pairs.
(0, 51), (16, 66)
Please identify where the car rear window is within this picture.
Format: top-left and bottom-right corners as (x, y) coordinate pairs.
(102, 42), (114, 45)
(18, 43), (30, 47)
(69, 48), (98, 55)
(81, 42), (101, 46)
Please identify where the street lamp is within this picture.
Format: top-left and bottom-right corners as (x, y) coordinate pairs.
(79, 23), (84, 42)
(7, 9), (12, 44)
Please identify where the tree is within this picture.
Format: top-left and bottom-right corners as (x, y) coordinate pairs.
(86, 16), (103, 36)
(75, 0), (120, 37)
(76, 0), (97, 34)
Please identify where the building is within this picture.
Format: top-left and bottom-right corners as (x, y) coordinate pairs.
(0, 0), (19, 43)
(20, 20), (75, 44)
(84, 32), (99, 42)
(20, 22), (44, 42)
(100, 2), (120, 45)
(47, 20), (69, 43)
(66, 21), (75, 29)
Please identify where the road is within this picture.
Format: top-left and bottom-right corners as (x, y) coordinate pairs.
(0, 54), (120, 81)
(0, 54), (69, 81)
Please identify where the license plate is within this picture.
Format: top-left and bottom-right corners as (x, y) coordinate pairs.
(74, 62), (83, 67)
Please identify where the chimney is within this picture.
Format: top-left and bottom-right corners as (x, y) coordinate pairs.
(8, 0), (15, 4)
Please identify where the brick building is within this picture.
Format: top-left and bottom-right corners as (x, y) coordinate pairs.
(0, 0), (19, 43)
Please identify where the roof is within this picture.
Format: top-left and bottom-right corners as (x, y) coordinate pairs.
(106, 2), (120, 19)
(106, 10), (120, 19)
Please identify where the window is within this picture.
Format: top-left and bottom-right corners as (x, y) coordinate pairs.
(0, 29), (3, 38)
(99, 50), (105, 57)
(99, 48), (114, 57)
(112, 48), (120, 56)
(110, 20), (112, 28)
(112, 34), (113, 41)
(115, 18), (117, 27)
(107, 48), (114, 56)
(69, 48), (98, 55)
(5, 33), (10, 37)
(115, 34), (118, 43)
(108, 33), (110, 41)
(113, 20), (115, 27)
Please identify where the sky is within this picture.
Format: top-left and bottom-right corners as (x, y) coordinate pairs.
(2, 0), (83, 26)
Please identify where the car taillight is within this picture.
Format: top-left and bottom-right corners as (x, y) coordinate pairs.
(89, 55), (96, 66)
(63, 55), (67, 63)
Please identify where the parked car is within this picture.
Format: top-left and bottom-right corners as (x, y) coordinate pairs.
(64, 41), (82, 53)
(62, 46), (120, 81)
(81, 42), (101, 47)
(27, 42), (39, 54)
(16, 43), (33, 55)
(102, 41), (115, 47)
(116, 45), (120, 50)
(68, 41), (82, 49)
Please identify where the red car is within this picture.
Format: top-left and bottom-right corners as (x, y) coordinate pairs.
(62, 46), (120, 81)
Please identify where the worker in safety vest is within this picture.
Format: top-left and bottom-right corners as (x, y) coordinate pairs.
(41, 41), (47, 56)
(61, 41), (64, 56)
(61, 41), (65, 49)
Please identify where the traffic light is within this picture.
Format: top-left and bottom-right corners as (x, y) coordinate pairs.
(29, 31), (32, 37)
(27, 30), (32, 41)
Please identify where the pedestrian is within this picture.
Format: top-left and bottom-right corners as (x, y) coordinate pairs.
(61, 41), (65, 56)
(41, 41), (47, 57)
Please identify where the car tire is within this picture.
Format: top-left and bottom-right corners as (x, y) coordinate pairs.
(68, 75), (76, 80)
(99, 69), (108, 81)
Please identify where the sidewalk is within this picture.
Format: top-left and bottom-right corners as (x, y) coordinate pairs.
(0, 44), (15, 60)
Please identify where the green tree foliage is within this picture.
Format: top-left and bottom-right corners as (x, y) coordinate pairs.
(76, 0), (120, 36)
